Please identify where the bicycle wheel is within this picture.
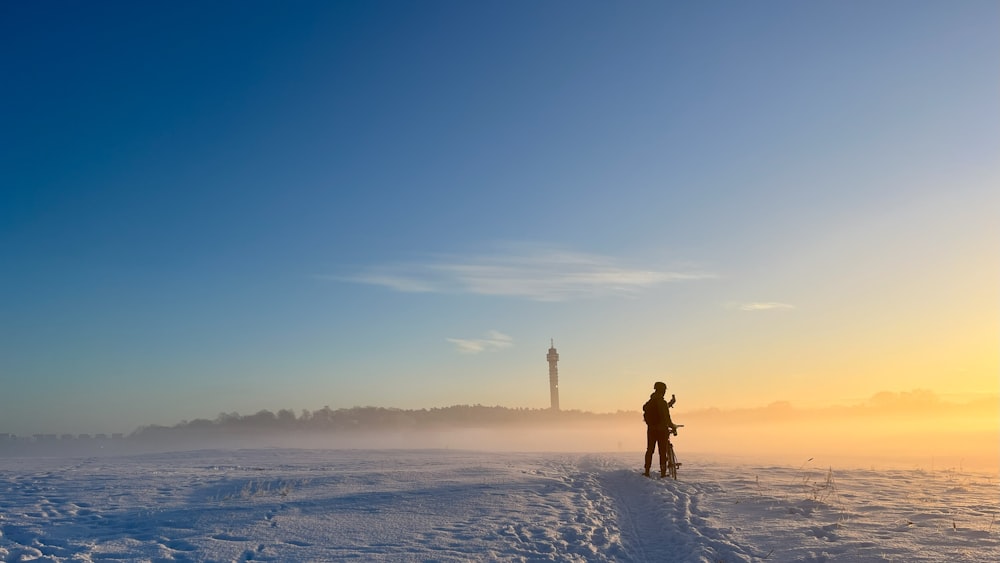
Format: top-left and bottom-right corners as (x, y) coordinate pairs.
(666, 442), (678, 480)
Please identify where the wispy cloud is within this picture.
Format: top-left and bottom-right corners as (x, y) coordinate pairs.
(739, 302), (795, 311)
(326, 244), (715, 301)
(446, 330), (513, 354)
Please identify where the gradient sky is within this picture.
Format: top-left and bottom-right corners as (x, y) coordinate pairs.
(2, 1), (998, 436)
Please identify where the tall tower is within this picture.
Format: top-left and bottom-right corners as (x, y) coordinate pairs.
(547, 339), (560, 411)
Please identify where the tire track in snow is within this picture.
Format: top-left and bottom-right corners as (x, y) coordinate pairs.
(588, 457), (754, 562)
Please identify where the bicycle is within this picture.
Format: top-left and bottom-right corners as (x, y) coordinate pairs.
(665, 424), (683, 480)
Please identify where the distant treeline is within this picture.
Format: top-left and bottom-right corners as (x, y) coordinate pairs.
(130, 405), (638, 442)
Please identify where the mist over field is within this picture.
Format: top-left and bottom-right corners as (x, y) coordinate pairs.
(679, 390), (1000, 472)
(5, 390), (994, 473)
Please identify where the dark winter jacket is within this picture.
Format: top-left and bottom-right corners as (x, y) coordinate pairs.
(643, 392), (675, 430)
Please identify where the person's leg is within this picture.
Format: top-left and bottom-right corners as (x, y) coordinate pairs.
(643, 427), (656, 475)
(657, 431), (668, 476)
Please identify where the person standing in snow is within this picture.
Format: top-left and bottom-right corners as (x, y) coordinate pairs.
(642, 381), (677, 478)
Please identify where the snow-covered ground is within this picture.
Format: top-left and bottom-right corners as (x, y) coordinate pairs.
(1, 449), (996, 562)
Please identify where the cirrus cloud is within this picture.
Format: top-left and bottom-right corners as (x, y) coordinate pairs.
(324, 244), (716, 302)
(739, 302), (795, 311)
(446, 330), (513, 354)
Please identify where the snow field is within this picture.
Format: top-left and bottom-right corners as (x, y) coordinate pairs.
(0, 449), (996, 562)
(692, 461), (999, 562)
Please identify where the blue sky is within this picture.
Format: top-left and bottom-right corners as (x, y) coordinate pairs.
(2, 1), (998, 435)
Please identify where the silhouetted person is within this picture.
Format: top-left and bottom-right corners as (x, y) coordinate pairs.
(643, 381), (676, 477)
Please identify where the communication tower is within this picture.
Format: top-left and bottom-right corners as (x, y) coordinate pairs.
(547, 340), (560, 411)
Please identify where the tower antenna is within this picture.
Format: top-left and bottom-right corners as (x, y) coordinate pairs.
(546, 341), (560, 411)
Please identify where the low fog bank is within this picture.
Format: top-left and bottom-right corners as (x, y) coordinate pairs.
(0, 426), (638, 460)
(0, 406), (639, 458)
(678, 390), (999, 473)
(681, 423), (999, 473)
(3, 421), (993, 474)
(4, 391), (994, 473)
(683, 389), (996, 425)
